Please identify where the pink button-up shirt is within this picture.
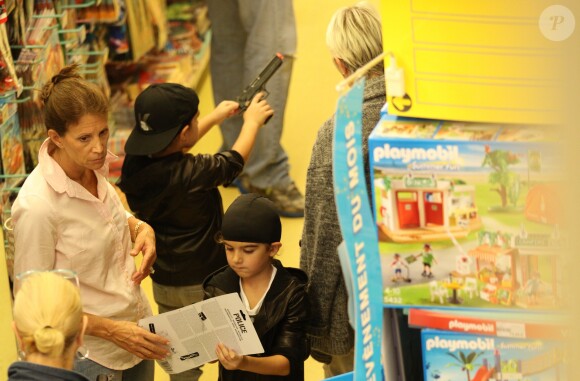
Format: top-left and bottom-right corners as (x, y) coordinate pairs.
(12, 139), (152, 370)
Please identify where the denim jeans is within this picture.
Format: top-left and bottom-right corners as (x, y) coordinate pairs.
(206, 0), (296, 189)
(73, 357), (154, 381)
(152, 282), (204, 381)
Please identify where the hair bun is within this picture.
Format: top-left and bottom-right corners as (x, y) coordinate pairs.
(33, 325), (65, 355)
(51, 74), (65, 85)
(41, 64), (82, 105)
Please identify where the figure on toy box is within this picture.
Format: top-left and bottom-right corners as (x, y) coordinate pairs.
(524, 272), (542, 305)
(416, 244), (437, 278)
(455, 253), (472, 276)
(391, 253), (411, 283)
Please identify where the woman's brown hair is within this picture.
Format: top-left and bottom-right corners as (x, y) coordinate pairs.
(40, 64), (109, 136)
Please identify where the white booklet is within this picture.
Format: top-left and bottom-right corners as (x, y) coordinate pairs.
(138, 293), (264, 374)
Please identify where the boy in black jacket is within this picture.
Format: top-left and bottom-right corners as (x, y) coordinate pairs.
(118, 83), (272, 381)
(203, 193), (310, 381)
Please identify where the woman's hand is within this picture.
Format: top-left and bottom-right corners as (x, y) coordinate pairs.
(216, 342), (245, 370)
(130, 220), (156, 284)
(108, 320), (170, 360)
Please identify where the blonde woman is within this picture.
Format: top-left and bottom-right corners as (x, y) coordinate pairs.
(9, 271), (89, 380)
(300, 3), (385, 378)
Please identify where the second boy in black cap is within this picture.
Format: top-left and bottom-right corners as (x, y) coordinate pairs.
(203, 193), (310, 381)
(118, 83), (273, 381)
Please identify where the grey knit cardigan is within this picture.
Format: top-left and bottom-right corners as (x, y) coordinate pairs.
(300, 75), (386, 361)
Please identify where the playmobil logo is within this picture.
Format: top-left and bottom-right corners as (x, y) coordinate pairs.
(425, 336), (495, 352)
(373, 144), (460, 164)
(449, 319), (495, 333)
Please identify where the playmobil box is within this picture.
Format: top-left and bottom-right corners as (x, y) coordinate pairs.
(408, 308), (569, 340)
(369, 114), (566, 311)
(421, 329), (566, 381)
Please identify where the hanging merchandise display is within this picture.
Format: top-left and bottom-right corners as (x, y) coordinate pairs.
(0, 0), (212, 180)
(14, 7), (64, 172)
(76, 0), (121, 23)
(123, 0), (154, 61)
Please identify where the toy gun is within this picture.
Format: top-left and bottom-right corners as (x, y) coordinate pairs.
(236, 53), (284, 121)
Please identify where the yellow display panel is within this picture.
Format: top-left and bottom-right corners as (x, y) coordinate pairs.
(381, 0), (570, 124)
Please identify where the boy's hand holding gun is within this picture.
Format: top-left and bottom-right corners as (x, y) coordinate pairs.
(205, 53), (282, 161)
(196, 93), (272, 163)
(211, 86), (274, 123)
(236, 53), (284, 124)
(231, 92), (273, 161)
(212, 100), (241, 122)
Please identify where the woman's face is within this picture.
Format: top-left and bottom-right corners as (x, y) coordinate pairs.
(53, 113), (109, 171)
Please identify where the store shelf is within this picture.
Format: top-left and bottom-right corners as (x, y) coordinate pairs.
(188, 29), (211, 91)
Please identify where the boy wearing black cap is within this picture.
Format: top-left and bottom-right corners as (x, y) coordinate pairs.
(118, 83), (272, 381)
(203, 193), (310, 381)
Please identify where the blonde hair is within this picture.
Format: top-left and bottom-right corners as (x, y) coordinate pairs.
(13, 272), (83, 358)
(326, 2), (384, 76)
(41, 64), (109, 136)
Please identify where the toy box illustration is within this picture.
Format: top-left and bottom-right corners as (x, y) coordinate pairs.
(421, 330), (566, 381)
(370, 115), (565, 311)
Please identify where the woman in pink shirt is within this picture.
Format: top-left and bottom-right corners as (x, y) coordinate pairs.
(11, 65), (169, 381)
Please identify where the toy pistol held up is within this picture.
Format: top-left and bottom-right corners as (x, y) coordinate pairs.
(236, 53), (284, 115)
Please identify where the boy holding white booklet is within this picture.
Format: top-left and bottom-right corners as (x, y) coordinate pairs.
(203, 193), (311, 381)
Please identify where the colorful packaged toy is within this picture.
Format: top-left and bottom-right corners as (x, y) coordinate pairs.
(421, 329), (566, 381)
(370, 114), (565, 311)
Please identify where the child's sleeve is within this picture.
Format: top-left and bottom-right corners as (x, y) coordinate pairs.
(270, 283), (311, 373)
(182, 151), (244, 190)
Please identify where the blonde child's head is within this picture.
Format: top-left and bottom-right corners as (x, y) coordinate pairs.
(13, 272), (85, 360)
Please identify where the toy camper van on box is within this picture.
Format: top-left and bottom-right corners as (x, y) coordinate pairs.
(421, 329), (565, 381)
(369, 114), (566, 311)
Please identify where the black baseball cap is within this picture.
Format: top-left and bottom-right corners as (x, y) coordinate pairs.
(221, 194), (282, 244)
(125, 83), (200, 155)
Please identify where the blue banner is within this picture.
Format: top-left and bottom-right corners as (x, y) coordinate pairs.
(332, 78), (384, 381)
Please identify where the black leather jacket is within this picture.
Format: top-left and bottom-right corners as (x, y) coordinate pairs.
(203, 259), (310, 381)
(118, 150), (243, 286)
